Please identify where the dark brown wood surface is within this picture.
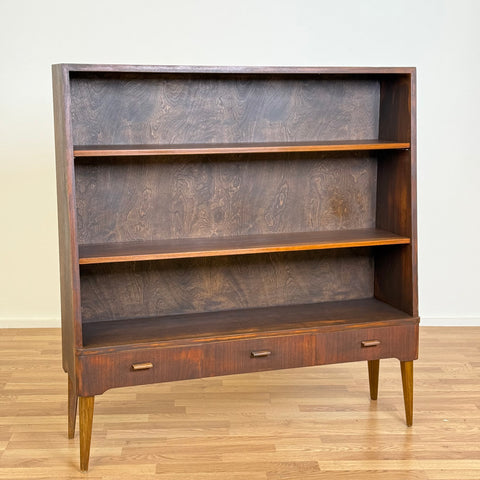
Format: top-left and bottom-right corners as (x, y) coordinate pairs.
(80, 297), (418, 351)
(78, 228), (410, 264)
(76, 321), (418, 396)
(75, 154), (377, 244)
(375, 72), (417, 317)
(52, 65), (418, 470)
(67, 375), (77, 438)
(76, 344), (206, 395)
(73, 140), (410, 157)
(316, 324), (418, 364)
(409, 70), (418, 317)
(52, 65), (83, 374)
(76, 335), (317, 396)
(79, 249), (374, 324)
(62, 64), (416, 75)
(379, 75), (411, 142)
(213, 335), (317, 377)
(374, 153), (415, 315)
(70, 75), (380, 146)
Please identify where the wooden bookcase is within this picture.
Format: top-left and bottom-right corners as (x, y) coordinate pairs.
(52, 64), (418, 471)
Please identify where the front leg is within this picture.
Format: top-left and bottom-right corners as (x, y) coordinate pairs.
(79, 396), (95, 471)
(400, 360), (414, 426)
(367, 359), (380, 400)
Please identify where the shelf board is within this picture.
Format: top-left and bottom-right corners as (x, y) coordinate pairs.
(78, 229), (410, 265)
(81, 298), (419, 352)
(74, 140), (410, 157)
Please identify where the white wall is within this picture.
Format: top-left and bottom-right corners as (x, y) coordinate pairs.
(0, 0), (479, 327)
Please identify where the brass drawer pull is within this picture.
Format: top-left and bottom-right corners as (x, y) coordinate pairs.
(251, 350), (272, 358)
(361, 340), (381, 348)
(131, 362), (153, 371)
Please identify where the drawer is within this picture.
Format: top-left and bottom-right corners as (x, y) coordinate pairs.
(316, 324), (418, 365)
(76, 344), (209, 396)
(213, 335), (316, 377)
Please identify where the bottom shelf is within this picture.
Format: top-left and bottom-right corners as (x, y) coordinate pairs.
(81, 298), (418, 351)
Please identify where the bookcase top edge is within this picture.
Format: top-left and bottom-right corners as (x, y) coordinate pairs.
(52, 64), (416, 75)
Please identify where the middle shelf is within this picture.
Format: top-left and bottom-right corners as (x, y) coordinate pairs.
(73, 139), (410, 157)
(78, 228), (410, 264)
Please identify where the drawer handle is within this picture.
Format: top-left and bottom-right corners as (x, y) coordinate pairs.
(250, 350), (272, 358)
(131, 362), (153, 371)
(361, 340), (381, 348)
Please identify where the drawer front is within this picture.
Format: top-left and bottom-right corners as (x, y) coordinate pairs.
(76, 345), (209, 396)
(316, 324), (419, 365)
(213, 335), (316, 377)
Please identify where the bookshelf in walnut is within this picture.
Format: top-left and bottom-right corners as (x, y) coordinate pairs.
(52, 64), (418, 471)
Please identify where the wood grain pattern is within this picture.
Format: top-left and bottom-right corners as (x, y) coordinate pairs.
(1, 327), (476, 480)
(77, 335), (318, 396)
(52, 65), (418, 471)
(79, 249), (374, 324)
(70, 75), (380, 146)
(79, 396), (94, 471)
(67, 375), (77, 439)
(78, 229), (410, 264)
(379, 75), (411, 143)
(213, 335), (317, 377)
(409, 69), (418, 318)
(73, 140), (410, 157)
(316, 324), (418, 364)
(76, 322), (418, 396)
(64, 64), (416, 74)
(79, 298), (417, 351)
(367, 359), (380, 400)
(77, 344), (206, 395)
(375, 151), (415, 315)
(375, 71), (417, 318)
(75, 154), (377, 244)
(401, 360), (414, 426)
(52, 65), (83, 379)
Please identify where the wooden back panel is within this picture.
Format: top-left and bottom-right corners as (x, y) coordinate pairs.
(70, 73), (380, 145)
(75, 153), (377, 244)
(80, 249), (374, 323)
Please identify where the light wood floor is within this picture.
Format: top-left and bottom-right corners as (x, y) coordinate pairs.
(0, 327), (479, 479)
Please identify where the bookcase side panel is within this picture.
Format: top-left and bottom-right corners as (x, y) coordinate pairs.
(52, 65), (83, 374)
(378, 75), (411, 143)
(409, 70), (418, 317)
(375, 72), (417, 316)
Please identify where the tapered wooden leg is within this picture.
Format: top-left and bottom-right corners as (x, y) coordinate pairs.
(400, 360), (414, 427)
(367, 359), (380, 400)
(67, 376), (78, 439)
(79, 396), (95, 472)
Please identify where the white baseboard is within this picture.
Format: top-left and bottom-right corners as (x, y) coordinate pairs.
(1, 316), (479, 328)
(420, 317), (480, 327)
(0, 317), (61, 328)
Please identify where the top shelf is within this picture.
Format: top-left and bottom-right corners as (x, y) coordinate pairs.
(73, 140), (410, 157)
